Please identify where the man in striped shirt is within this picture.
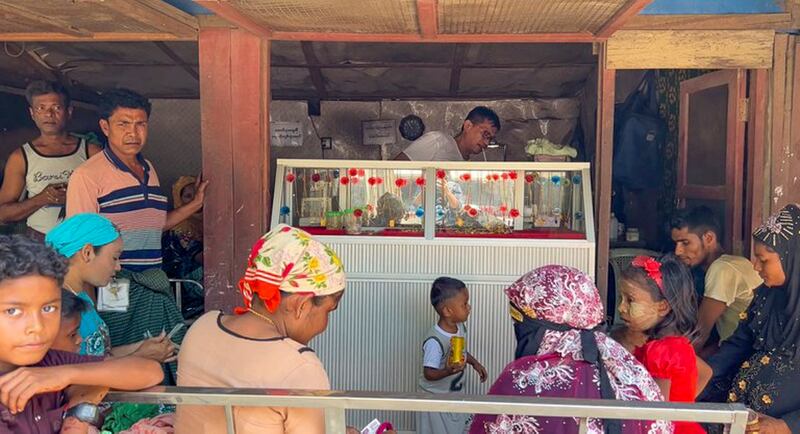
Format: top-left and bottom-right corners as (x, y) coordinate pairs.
(66, 89), (207, 272)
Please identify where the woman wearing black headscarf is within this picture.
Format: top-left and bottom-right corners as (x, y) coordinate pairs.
(701, 203), (800, 434)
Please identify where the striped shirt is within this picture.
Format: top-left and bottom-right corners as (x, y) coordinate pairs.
(66, 148), (168, 271)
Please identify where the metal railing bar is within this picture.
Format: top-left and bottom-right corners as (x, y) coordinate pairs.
(324, 407), (347, 434)
(224, 404), (235, 434)
(106, 387), (748, 425)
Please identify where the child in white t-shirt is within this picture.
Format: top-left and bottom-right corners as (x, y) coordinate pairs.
(417, 277), (487, 434)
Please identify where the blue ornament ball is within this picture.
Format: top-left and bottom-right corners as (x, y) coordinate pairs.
(280, 206), (290, 216)
(551, 175), (561, 185)
(415, 207), (425, 218)
(572, 175), (582, 185)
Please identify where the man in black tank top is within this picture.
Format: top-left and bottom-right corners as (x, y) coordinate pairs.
(0, 81), (101, 240)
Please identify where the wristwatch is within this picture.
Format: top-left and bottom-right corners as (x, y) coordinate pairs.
(63, 403), (102, 427)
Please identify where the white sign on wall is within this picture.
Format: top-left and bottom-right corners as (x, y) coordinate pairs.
(271, 121), (304, 147)
(362, 119), (396, 146)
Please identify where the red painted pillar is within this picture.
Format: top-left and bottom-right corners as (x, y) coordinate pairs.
(199, 27), (271, 312)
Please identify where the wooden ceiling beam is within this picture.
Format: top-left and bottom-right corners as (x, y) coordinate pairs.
(270, 31), (597, 43)
(194, 0), (272, 38)
(595, 0), (653, 38)
(623, 13), (793, 30)
(0, 1), (93, 37)
(301, 42), (328, 99)
(272, 61), (597, 69)
(82, 0), (197, 38)
(4, 43), (101, 104)
(0, 32), (195, 42)
(448, 43), (466, 96)
(153, 41), (199, 81)
(270, 92), (564, 101)
(416, 0), (439, 38)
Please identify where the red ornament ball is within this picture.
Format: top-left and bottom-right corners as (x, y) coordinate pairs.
(285, 173), (296, 183)
(395, 178), (407, 188)
(491, 173), (500, 181)
(525, 174), (535, 183)
(348, 168), (358, 177)
(468, 208), (479, 217)
(368, 177), (377, 186)
(376, 177), (384, 185)
(340, 177), (350, 185)
(501, 173), (509, 181)
(510, 209), (520, 218)
(508, 171), (518, 180)
(357, 169), (366, 177)
(311, 173), (321, 183)
(436, 170), (446, 179)
(500, 204), (508, 213)
(353, 209), (363, 218)
(460, 173), (472, 182)
(416, 177), (426, 186)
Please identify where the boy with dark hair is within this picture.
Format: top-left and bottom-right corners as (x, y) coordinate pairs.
(670, 206), (762, 352)
(52, 290), (88, 354)
(394, 106), (501, 161)
(0, 80), (102, 240)
(66, 88), (207, 271)
(417, 276), (486, 434)
(0, 234), (163, 432)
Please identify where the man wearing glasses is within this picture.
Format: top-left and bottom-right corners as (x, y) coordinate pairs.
(394, 106), (501, 161)
(0, 81), (102, 240)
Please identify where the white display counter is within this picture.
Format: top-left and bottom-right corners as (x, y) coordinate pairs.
(271, 159), (596, 430)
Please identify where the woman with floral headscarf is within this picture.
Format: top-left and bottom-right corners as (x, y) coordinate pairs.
(469, 265), (672, 434)
(174, 224), (346, 434)
(700, 204), (800, 434)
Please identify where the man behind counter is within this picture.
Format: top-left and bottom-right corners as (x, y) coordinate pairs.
(394, 106), (500, 161)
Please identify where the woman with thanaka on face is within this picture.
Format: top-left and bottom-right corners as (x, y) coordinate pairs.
(614, 254), (711, 434)
(45, 213), (176, 361)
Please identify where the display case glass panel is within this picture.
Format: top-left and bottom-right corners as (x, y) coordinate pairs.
(273, 160), (591, 240)
(433, 168), (586, 238)
(276, 166), (425, 236)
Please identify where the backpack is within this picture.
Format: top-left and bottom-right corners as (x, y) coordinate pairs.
(612, 71), (666, 191)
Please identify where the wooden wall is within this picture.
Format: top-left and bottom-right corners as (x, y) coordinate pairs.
(768, 34), (800, 214)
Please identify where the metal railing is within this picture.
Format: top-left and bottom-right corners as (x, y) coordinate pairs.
(107, 387), (749, 434)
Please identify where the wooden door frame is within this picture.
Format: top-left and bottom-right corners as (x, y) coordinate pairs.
(677, 69), (747, 254)
(745, 69), (769, 257)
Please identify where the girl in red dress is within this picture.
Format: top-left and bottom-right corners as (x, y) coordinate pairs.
(616, 254), (712, 434)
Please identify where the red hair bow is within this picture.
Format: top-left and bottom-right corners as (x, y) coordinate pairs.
(631, 256), (663, 290)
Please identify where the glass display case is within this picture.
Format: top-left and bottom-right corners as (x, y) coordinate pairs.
(272, 159), (593, 240)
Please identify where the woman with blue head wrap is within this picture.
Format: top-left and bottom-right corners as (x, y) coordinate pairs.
(47, 214), (176, 362)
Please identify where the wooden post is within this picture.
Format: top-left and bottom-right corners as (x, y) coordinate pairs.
(595, 43), (616, 306)
(199, 27), (271, 312)
(745, 69), (768, 257)
(768, 34), (800, 214)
